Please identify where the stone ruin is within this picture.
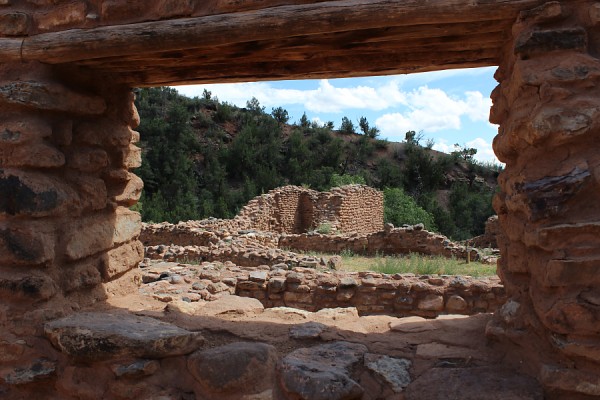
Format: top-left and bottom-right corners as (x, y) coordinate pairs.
(1, 0), (600, 399)
(210, 184), (384, 235)
(140, 184), (481, 266)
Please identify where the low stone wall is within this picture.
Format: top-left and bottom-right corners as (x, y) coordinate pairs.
(141, 261), (506, 318)
(140, 222), (279, 248)
(145, 243), (331, 270)
(280, 225), (480, 261)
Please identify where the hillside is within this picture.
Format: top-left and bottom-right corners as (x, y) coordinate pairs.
(134, 87), (500, 240)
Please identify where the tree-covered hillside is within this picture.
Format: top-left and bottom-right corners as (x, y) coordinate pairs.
(134, 87), (499, 240)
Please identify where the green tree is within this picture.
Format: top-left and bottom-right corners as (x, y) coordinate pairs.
(452, 143), (478, 161)
(340, 117), (356, 134)
(384, 188), (436, 231)
(271, 107), (289, 124)
(358, 116), (380, 138)
(135, 87), (201, 222)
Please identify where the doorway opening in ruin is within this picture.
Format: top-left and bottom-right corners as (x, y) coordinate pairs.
(136, 67), (503, 319)
(3, 1), (599, 398)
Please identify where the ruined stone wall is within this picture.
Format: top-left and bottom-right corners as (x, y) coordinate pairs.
(0, 61), (144, 394)
(488, 2), (600, 397)
(468, 215), (500, 249)
(280, 226), (479, 260)
(232, 185), (383, 234)
(336, 185), (384, 234)
(141, 262), (506, 318)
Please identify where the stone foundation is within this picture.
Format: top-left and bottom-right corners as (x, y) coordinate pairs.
(280, 225), (479, 260)
(140, 261), (506, 318)
(141, 222), (481, 267)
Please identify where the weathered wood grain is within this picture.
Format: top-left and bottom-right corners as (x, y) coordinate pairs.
(113, 48), (499, 86)
(0, 0), (549, 85)
(17, 0), (545, 63)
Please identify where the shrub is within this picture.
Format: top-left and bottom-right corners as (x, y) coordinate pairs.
(330, 173), (366, 188)
(315, 222), (333, 234)
(384, 187), (436, 231)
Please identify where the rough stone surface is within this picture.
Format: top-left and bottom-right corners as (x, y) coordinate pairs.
(404, 367), (543, 400)
(198, 294), (265, 316)
(289, 321), (327, 339)
(188, 342), (278, 395)
(0, 81), (106, 115)
(0, 359), (56, 385)
(111, 360), (160, 379)
(279, 341), (367, 400)
(364, 353), (411, 393)
(44, 312), (204, 360)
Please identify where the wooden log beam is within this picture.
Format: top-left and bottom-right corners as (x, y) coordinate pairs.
(75, 20), (508, 67)
(1, 0), (546, 65)
(85, 37), (504, 73)
(110, 48), (499, 86)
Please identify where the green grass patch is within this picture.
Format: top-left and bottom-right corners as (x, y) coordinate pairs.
(304, 251), (496, 277)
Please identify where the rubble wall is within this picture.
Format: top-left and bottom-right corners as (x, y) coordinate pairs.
(141, 263), (506, 318)
(280, 227), (479, 260)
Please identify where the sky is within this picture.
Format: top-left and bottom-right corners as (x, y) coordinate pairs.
(174, 66), (500, 164)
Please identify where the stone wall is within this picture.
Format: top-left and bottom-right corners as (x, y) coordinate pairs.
(487, 2), (600, 397)
(0, 61), (144, 395)
(468, 215), (500, 249)
(141, 185), (383, 237)
(280, 225), (480, 260)
(236, 185), (384, 234)
(141, 261), (506, 318)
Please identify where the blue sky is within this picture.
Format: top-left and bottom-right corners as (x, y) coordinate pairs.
(174, 66), (500, 163)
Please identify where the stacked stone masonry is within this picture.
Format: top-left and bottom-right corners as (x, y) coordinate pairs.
(235, 185), (384, 234)
(141, 221), (482, 268)
(488, 2), (600, 397)
(140, 261), (506, 318)
(0, 61), (144, 398)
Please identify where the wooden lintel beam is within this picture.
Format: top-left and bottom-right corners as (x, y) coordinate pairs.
(0, 0), (545, 66)
(74, 21), (509, 68)
(109, 48), (499, 86)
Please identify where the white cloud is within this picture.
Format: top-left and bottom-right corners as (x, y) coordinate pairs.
(432, 139), (454, 154)
(175, 78), (409, 113)
(374, 86), (492, 140)
(311, 116), (325, 126)
(466, 137), (499, 164)
(433, 137), (500, 164)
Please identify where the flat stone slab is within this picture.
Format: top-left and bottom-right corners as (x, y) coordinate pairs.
(404, 367), (544, 400)
(289, 322), (326, 339)
(44, 312), (204, 360)
(279, 341), (367, 400)
(198, 295), (264, 316)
